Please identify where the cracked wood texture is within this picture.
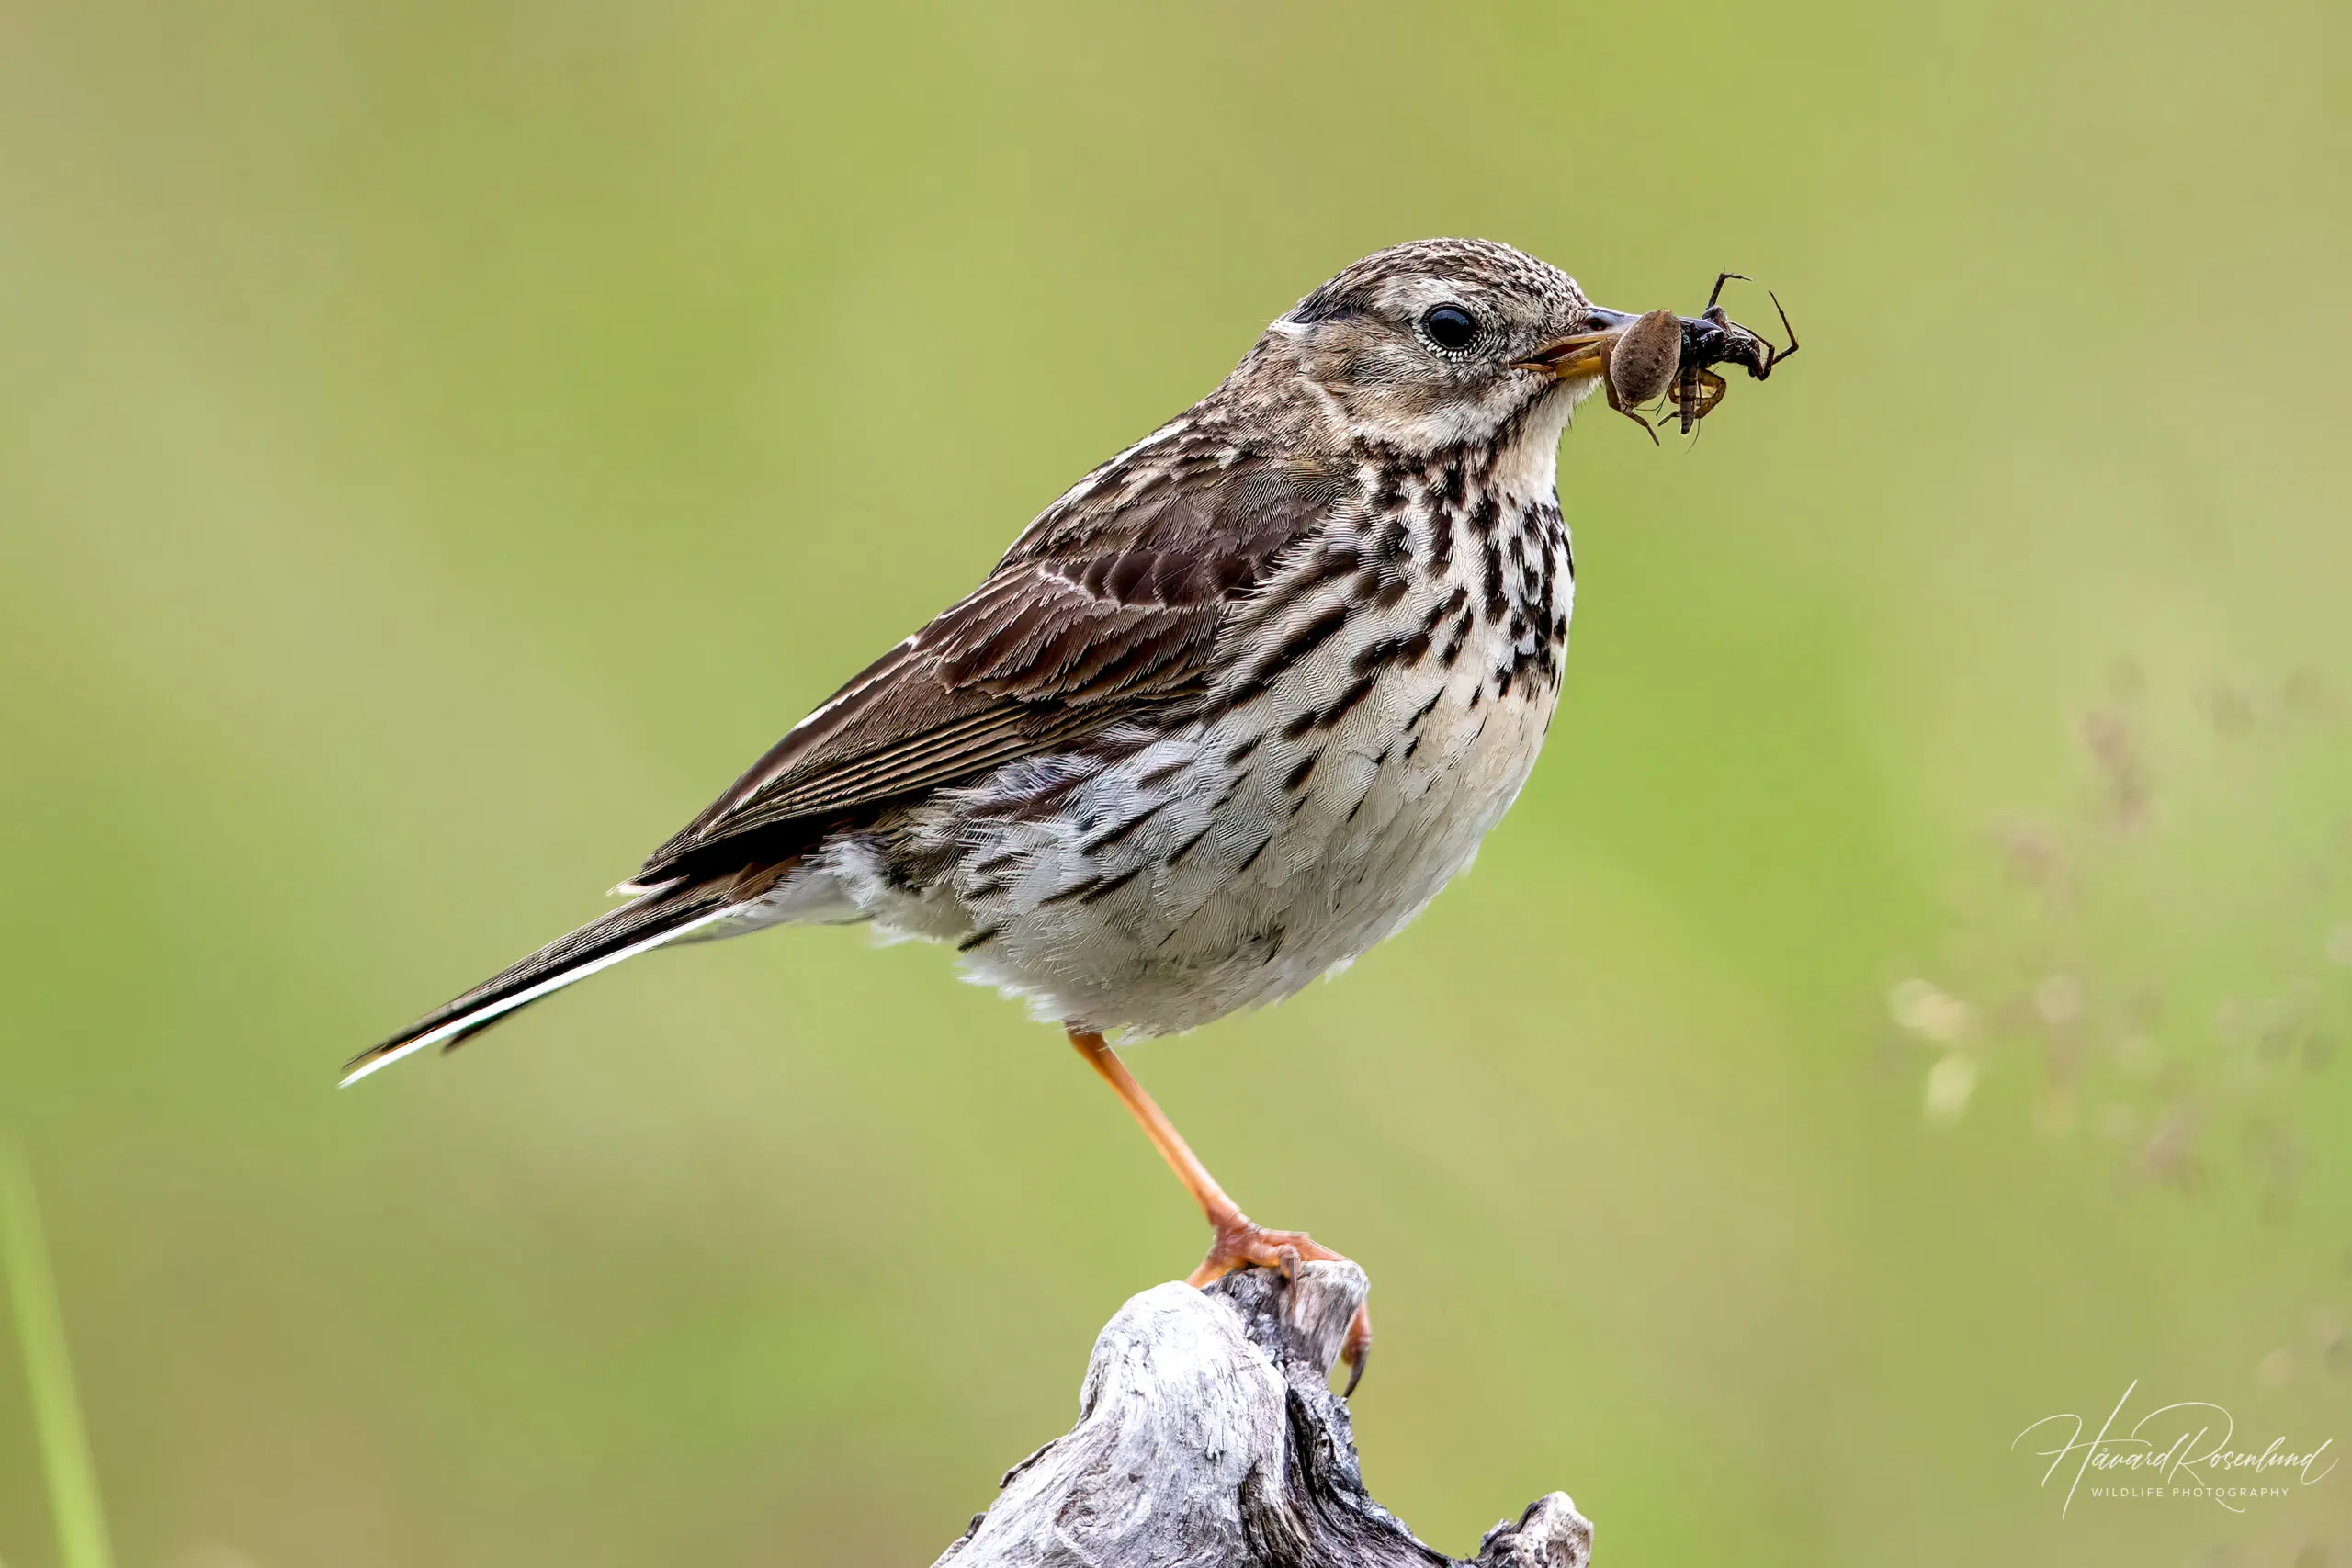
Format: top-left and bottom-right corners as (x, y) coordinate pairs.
(933, 1262), (1594, 1568)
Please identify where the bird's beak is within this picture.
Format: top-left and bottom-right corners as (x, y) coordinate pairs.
(1516, 306), (1641, 379)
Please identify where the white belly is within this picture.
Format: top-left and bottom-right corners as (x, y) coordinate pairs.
(916, 599), (1563, 1036)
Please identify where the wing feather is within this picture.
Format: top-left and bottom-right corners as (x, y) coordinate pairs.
(636, 449), (1347, 883)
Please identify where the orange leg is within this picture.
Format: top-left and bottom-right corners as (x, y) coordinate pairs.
(1069, 1029), (1373, 1391)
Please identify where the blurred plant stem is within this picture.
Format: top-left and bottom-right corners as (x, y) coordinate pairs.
(0, 1141), (115, 1568)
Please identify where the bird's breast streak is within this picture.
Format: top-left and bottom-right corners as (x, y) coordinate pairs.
(901, 479), (1574, 1037)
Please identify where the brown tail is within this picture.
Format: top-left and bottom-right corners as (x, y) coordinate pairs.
(341, 883), (736, 1086)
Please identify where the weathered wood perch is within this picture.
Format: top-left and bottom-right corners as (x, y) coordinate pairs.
(933, 1261), (1593, 1568)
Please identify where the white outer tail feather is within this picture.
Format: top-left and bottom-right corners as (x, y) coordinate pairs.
(338, 907), (737, 1087)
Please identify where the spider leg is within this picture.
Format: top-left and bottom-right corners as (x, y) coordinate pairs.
(1604, 373), (1660, 445)
(1759, 290), (1800, 373)
(1687, 367), (1729, 422)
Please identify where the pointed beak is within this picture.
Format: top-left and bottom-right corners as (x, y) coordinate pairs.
(1516, 305), (1644, 379)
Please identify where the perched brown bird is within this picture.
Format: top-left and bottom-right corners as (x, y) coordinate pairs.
(349, 238), (1688, 1389)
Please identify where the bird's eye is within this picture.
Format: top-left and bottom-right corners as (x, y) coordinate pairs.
(1420, 304), (1478, 351)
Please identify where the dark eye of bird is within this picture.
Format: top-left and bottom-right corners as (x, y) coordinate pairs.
(1420, 304), (1477, 351)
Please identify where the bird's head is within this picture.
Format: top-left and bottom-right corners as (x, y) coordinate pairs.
(1248, 238), (1641, 462)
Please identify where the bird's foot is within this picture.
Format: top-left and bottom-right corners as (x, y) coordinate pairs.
(1188, 1214), (1374, 1394)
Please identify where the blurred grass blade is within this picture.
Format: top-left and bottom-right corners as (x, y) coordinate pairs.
(0, 1142), (116, 1568)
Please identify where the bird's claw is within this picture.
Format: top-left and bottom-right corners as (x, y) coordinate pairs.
(1187, 1215), (1373, 1395)
(1186, 1216), (1343, 1283)
(1340, 1304), (1373, 1396)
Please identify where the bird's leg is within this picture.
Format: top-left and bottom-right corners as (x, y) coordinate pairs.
(1065, 1029), (1333, 1276)
(1068, 1029), (1374, 1391)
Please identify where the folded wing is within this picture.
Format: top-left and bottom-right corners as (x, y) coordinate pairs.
(634, 450), (1347, 885)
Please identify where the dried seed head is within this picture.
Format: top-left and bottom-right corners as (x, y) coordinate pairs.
(1609, 310), (1682, 406)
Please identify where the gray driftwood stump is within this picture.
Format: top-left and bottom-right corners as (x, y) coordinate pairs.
(933, 1261), (1593, 1568)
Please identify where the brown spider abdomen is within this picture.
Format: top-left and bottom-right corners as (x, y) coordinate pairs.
(1609, 309), (1682, 407)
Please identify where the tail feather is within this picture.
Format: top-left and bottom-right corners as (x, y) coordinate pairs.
(342, 885), (736, 1086)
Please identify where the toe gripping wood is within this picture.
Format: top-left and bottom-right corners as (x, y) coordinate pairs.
(932, 1261), (1595, 1568)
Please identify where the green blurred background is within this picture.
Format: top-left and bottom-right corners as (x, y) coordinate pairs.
(4, 1), (2348, 1563)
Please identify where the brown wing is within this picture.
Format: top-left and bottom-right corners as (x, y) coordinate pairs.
(633, 446), (1350, 885)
